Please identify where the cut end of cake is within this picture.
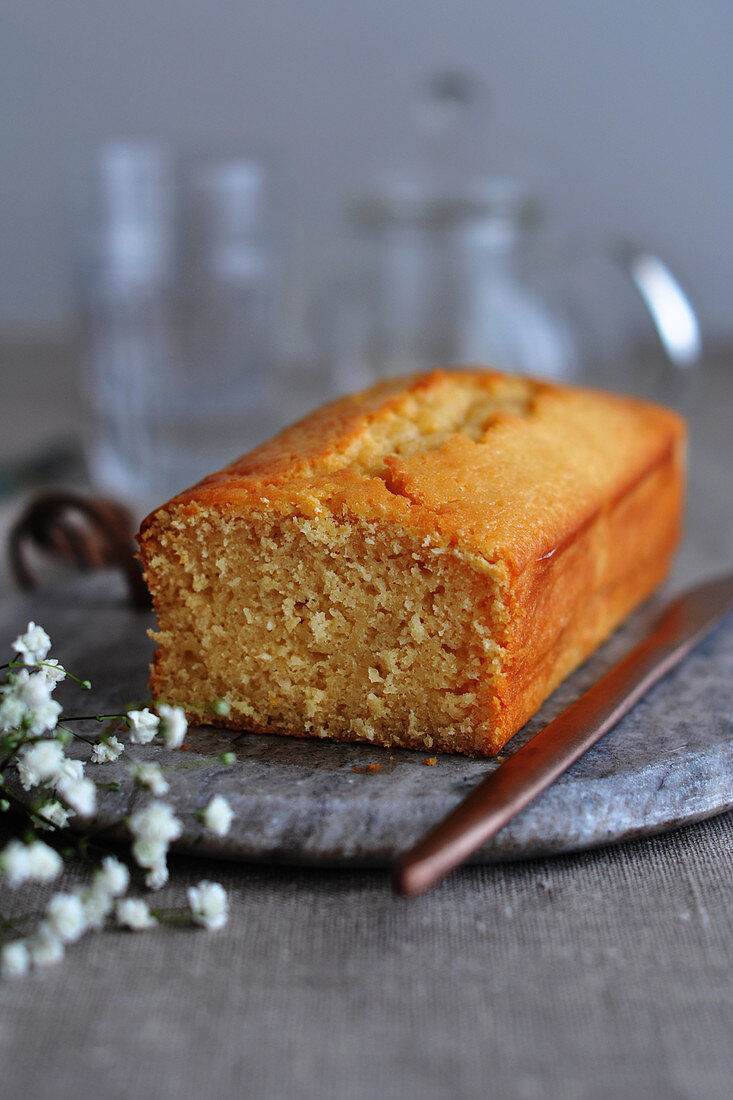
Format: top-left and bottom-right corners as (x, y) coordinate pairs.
(141, 503), (511, 756)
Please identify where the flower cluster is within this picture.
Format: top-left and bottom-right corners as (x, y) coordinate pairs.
(129, 801), (183, 889)
(188, 881), (229, 930)
(127, 705), (186, 749)
(1, 624), (96, 821)
(0, 623), (236, 979)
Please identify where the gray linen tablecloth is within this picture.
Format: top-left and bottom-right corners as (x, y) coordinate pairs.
(2, 813), (733, 1099)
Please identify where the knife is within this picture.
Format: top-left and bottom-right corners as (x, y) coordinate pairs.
(393, 571), (733, 896)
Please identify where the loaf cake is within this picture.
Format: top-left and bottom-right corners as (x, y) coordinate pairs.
(137, 369), (685, 757)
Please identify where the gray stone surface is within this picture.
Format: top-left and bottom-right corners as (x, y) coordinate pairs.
(4, 570), (732, 868)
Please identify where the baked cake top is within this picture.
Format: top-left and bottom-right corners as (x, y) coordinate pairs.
(142, 369), (685, 576)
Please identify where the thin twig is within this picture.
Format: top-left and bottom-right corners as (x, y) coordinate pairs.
(0, 783), (59, 831)
(62, 714), (126, 724)
(57, 724), (97, 747)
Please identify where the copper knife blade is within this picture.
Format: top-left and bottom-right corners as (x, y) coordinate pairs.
(393, 571), (733, 897)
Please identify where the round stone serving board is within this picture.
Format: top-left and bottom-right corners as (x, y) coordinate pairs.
(3, 572), (733, 867)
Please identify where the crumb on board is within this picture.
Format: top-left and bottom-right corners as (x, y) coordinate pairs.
(365, 763), (382, 773)
(423, 756), (438, 766)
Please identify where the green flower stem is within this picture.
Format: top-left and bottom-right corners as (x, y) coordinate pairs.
(149, 909), (191, 926)
(57, 724), (97, 747)
(0, 782), (59, 831)
(39, 663), (91, 690)
(0, 913), (31, 939)
(0, 659), (88, 684)
(61, 714), (126, 724)
(77, 816), (129, 848)
(0, 744), (24, 773)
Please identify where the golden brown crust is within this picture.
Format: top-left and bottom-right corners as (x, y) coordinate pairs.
(140, 369), (683, 575)
(495, 441), (683, 741)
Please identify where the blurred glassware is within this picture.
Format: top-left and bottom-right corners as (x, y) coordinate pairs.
(318, 72), (701, 401)
(70, 141), (277, 505)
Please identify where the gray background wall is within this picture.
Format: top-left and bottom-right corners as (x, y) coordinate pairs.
(2, 0), (731, 341)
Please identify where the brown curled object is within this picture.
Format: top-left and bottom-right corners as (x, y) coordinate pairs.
(137, 369), (685, 757)
(9, 490), (150, 609)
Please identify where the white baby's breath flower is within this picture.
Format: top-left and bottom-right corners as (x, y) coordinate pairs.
(54, 758), (96, 816)
(126, 708), (159, 744)
(46, 892), (88, 944)
(1, 839), (63, 886)
(28, 923), (65, 967)
(0, 691), (25, 731)
(115, 898), (157, 931)
(91, 736), (124, 764)
(129, 801), (182, 849)
(37, 659), (66, 686)
(133, 762), (169, 796)
(77, 886), (114, 930)
(1, 839), (33, 885)
(129, 801), (182, 887)
(62, 776), (96, 816)
(158, 704), (187, 749)
(16, 739), (66, 790)
(27, 839), (65, 881)
(145, 861), (169, 891)
(1, 940), (30, 979)
(36, 800), (74, 831)
(202, 795), (234, 838)
(12, 622), (51, 665)
(5, 669), (63, 736)
(187, 881), (228, 930)
(93, 856), (129, 899)
(55, 757), (83, 784)
(131, 837), (167, 871)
